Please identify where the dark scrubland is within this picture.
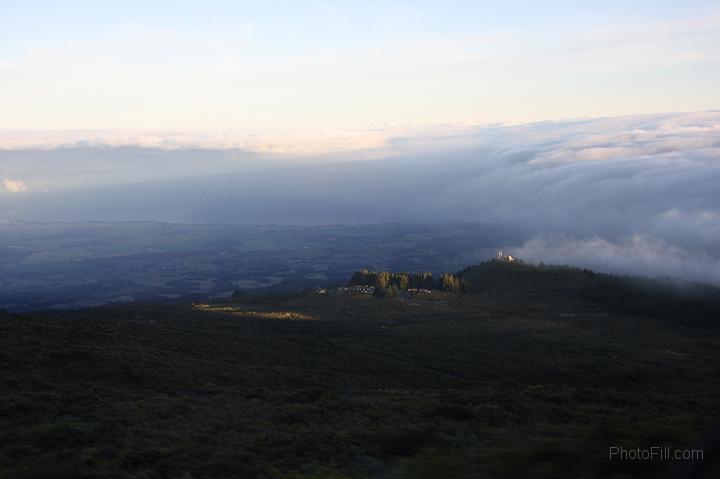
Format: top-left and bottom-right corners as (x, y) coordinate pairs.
(2, 262), (720, 478)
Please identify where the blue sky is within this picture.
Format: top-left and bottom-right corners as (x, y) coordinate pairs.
(2, 1), (719, 128)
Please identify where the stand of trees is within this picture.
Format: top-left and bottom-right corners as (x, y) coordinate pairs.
(439, 273), (472, 294)
(349, 269), (470, 296)
(350, 269), (434, 289)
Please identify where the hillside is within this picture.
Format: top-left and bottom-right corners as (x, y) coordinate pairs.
(458, 260), (720, 329)
(457, 260), (598, 294)
(1, 265), (720, 478)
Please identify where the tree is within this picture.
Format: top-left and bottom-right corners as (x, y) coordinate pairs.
(439, 273), (461, 293)
(375, 283), (399, 298)
(349, 269), (376, 286)
(376, 271), (391, 290)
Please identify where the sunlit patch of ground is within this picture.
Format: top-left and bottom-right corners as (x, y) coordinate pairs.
(192, 303), (316, 320)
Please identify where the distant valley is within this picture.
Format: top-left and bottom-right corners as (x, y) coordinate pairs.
(0, 222), (524, 311)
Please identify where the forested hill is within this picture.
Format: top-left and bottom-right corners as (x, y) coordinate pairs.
(457, 260), (720, 329)
(457, 260), (596, 294)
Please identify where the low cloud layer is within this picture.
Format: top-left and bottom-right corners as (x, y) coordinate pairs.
(0, 128), (400, 155)
(2, 177), (27, 193)
(1, 111), (719, 282)
(516, 235), (720, 284)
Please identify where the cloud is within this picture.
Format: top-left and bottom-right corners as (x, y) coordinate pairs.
(1, 111), (720, 283)
(515, 234), (720, 285)
(2, 177), (27, 193)
(0, 124), (480, 154)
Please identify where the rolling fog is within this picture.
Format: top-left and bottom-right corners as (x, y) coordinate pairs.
(2, 111), (720, 283)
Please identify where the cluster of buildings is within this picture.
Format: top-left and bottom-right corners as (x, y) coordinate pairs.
(495, 251), (516, 263)
(316, 285), (375, 295)
(315, 285), (433, 295)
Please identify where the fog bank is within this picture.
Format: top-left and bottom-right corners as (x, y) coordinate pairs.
(2, 111), (719, 283)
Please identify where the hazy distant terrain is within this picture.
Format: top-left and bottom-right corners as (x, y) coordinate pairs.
(0, 222), (523, 311)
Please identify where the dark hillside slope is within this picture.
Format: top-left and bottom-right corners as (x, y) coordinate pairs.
(2, 292), (720, 478)
(458, 261), (720, 329)
(457, 261), (597, 294)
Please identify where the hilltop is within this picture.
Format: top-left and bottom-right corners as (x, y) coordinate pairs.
(340, 258), (720, 330)
(457, 259), (720, 329)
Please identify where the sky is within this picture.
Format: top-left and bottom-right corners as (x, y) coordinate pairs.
(2, 0), (720, 129)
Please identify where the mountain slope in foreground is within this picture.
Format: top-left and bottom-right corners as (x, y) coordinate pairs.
(2, 262), (720, 478)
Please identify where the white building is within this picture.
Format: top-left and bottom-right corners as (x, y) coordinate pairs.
(496, 251), (515, 263)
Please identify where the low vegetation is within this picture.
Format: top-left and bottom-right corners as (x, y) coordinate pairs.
(2, 261), (719, 478)
(193, 304), (316, 321)
(458, 260), (720, 329)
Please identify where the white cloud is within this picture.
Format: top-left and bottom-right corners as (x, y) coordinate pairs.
(0, 127), (399, 156)
(515, 234), (720, 285)
(2, 177), (27, 193)
(1, 111), (720, 283)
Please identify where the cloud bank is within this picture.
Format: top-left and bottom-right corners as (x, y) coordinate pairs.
(1, 111), (719, 283)
(516, 235), (720, 285)
(2, 177), (27, 193)
(0, 128), (402, 155)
